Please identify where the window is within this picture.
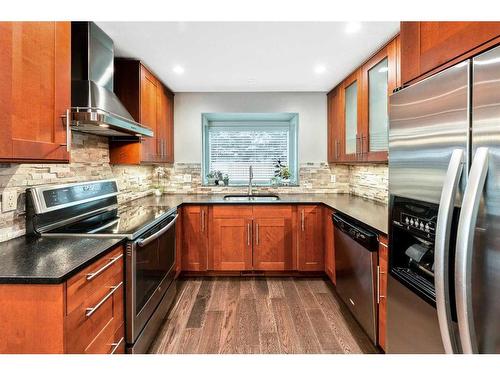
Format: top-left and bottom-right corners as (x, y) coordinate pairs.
(202, 113), (298, 186)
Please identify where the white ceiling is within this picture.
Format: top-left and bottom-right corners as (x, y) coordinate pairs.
(97, 22), (399, 92)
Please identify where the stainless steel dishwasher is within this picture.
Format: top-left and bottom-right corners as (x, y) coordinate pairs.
(333, 213), (378, 344)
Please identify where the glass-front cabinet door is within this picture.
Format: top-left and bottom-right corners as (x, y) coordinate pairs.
(343, 70), (361, 161)
(368, 57), (389, 153)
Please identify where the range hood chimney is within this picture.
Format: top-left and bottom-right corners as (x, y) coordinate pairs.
(70, 22), (153, 137)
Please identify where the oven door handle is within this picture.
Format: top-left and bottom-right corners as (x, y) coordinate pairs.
(137, 214), (178, 247)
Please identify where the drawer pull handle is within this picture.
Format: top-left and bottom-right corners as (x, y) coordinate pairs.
(85, 281), (123, 318)
(86, 254), (123, 281)
(110, 337), (124, 354)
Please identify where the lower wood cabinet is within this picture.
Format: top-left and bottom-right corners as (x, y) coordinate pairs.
(210, 206), (253, 271)
(378, 235), (389, 351)
(297, 205), (324, 271)
(0, 245), (125, 354)
(323, 207), (336, 283)
(252, 206), (294, 271)
(181, 205), (208, 271)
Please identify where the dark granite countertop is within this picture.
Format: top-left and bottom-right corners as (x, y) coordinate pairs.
(0, 236), (124, 284)
(130, 193), (388, 235)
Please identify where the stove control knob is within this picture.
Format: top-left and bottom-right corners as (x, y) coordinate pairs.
(405, 217), (410, 224)
(425, 223), (430, 232)
(410, 219), (414, 226)
(420, 222), (425, 230)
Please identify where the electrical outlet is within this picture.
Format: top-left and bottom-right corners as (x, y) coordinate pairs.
(330, 175), (337, 183)
(183, 174), (192, 183)
(2, 189), (17, 212)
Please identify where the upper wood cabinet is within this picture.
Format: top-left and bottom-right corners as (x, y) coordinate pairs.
(110, 59), (174, 164)
(182, 205), (208, 271)
(0, 22), (70, 163)
(327, 35), (400, 164)
(297, 205), (324, 271)
(401, 22), (500, 85)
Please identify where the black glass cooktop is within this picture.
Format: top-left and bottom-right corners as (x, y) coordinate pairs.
(45, 204), (176, 240)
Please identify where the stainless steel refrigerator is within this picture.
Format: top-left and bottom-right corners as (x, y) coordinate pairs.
(387, 44), (500, 354)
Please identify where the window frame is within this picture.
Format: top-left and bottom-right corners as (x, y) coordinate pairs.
(201, 113), (299, 186)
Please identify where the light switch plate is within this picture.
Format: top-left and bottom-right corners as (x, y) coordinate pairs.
(330, 175), (337, 183)
(2, 189), (17, 212)
(183, 174), (192, 183)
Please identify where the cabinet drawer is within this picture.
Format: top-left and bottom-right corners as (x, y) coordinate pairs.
(86, 322), (125, 355)
(65, 271), (124, 353)
(66, 245), (124, 314)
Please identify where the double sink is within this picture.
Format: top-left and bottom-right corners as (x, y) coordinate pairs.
(223, 194), (280, 201)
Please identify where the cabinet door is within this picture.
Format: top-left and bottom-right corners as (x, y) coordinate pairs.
(182, 206), (208, 271)
(297, 205), (324, 271)
(323, 207), (335, 283)
(211, 217), (252, 271)
(0, 22), (70, 162)
(361, 37), (398, 163)
(327, 86), (344, 163)
(343, 70), (362, 162)
(140, 66), (158, 163)
(401, 22), (500, 85)
(378, 235), (388, 351)
(253, 206), (294, 271)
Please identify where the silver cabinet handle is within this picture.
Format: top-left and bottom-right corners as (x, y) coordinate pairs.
(336, 140), (340, 159)
(86, 253), (123, 281)
(360, 135), (365, 157)
(60, 109), (71, 152)
(256, 223), (259, 245)
(377, 265), (380, 304)
(137, 214), (178, 247)
(455, 147), (489, 354)
(435, 148), (464, 354)
(85, 281), (123, 318)
(110, 337), (124, 354)
(301, 210), (305, 231)
(247, 222), (251, 246)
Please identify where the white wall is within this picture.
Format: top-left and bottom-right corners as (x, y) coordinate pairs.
(174, 92), (327, 163)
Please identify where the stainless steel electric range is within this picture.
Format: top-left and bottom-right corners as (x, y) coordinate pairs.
(26, 179), (178, 353)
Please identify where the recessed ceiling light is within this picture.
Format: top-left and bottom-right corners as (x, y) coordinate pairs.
(173, 65), (185, 75)
(345, 22), (362, 34)
(247, 78), (257, 84)
(314, 65), (326, 74)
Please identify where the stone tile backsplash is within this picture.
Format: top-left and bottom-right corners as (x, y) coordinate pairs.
(0, 131), (388, 242)
(0, 133), (154, 242)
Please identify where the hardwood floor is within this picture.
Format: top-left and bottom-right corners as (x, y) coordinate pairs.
(149, 277), (378, 354)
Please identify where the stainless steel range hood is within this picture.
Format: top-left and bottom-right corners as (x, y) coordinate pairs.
(70, 22), (153, 138)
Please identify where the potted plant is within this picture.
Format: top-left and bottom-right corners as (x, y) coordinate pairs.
(223, 174), (230, 186)
(206, 171), (216, 185)
(274, 159), (292, 186)
(214, 170), (223, 185)
(152, 166), (166, 196)
(280, 166), (291, 186)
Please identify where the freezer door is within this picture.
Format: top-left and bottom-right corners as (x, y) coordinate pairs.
(389, 61), (469, 204)
(459, 45), (500, 354)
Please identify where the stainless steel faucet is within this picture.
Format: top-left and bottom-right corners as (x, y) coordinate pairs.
(248, 165), (253, 196)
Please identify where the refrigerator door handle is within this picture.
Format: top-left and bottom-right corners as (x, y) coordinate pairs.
(455, 147), (489, 354)
(435, 148), (464, 354)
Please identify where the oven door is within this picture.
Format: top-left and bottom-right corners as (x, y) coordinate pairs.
(126, 212), (178, 344)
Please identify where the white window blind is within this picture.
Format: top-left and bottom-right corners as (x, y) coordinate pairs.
(203, 115), (298, 186)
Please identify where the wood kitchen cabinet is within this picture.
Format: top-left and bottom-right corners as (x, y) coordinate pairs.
(0, 22), (71, 163)
(110, 59), (174, 164)
(0, 245), (124, 354)
(297, 205), (324, 271)
(327, 35), (399, 164)
(323, 207), (335, 283)
(182, 205), (209, 271)
(210, 205), (253, 271)
(378, 235), (389, 351)
(252, 206), (294, 271)
(401, 22), (500, 85)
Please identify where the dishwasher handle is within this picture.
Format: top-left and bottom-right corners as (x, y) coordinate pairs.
(332, 213), (378, 251)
